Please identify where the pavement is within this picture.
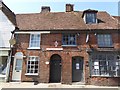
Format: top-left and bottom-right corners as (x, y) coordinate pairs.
(0, 82), (119, 89)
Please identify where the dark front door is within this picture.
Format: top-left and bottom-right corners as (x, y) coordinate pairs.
(72, 57), (84, 82)
(50, 54), (61, 83)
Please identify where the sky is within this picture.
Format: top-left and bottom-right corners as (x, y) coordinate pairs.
(2, 0), (120, 16)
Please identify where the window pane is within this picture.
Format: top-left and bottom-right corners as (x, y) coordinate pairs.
(86, 13), (96, 24)
(29, 34), (40, 48)
(97, 34), (113, 47)
(27, 56), (39, 74)
(62, 34), (76, 45)
(91, 53), (120, 77)
(15, 59), (22, 70)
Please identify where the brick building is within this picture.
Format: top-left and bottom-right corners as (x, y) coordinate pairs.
(10, 4), (120, 86)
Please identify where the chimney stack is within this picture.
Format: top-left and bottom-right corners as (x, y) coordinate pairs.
(41, 6), (51, 12)
(66, 4), (74, 12)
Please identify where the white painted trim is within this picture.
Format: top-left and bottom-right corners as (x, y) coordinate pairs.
(12, 55), (23, 81)
(12, 56), (26, 58)
(25, 73), (39, 76)
(0, 75), (6, 78)
(46, 48), (63, 51)
(62, 45), (77, 47)
(0, 48), (10, 50)
(27, 47), (41, 50)
(15, 31), (50, 34)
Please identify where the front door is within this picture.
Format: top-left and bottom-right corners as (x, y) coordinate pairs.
(72, 57), (84, 82)
(50, 54), (61, 83)
(12, 59), (23, 81)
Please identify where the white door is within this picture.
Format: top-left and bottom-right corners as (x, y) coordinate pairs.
(12, 58), (23, 81)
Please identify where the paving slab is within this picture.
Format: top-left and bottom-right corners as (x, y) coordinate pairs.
(0, 82), (119, 89)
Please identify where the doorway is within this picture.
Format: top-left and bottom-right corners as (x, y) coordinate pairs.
(12, 52), (23, 81)
(72, 56), (84, 82)
(49, 54), (61, 83)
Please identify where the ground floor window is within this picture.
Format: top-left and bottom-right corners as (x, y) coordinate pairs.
(90, 52), (120, 77)
(26, 56), (39, 75)
(0, 56), (7, 75)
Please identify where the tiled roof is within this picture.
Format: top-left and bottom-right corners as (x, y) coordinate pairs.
(0, 2), (16, 26)
(16, 11), (118, 31)
(113, 16), (120, 28)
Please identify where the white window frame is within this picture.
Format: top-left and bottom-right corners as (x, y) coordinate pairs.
(25, 56), (39, 76)
(28, 34), (41, 49)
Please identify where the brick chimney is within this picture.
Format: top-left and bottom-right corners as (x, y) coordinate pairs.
(66, 4), (74, 12)
(41, 6), (51, 12)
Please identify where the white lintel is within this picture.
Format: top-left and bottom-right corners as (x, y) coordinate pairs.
(15, 31), (50, 34)
(46, 48), (63, 51)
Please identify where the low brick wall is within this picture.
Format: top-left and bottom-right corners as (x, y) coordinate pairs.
(90, 77), (120, 86)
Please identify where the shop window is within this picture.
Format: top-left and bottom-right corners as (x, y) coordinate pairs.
(91, 53), (120, 77)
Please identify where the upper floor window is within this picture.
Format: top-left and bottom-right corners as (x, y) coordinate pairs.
(29, 34), (40, 49)
(62, 34), (76, 46)
(26, 56), (39, 75)
(86, 13), (97, 24)
(97, 34), (113, 47)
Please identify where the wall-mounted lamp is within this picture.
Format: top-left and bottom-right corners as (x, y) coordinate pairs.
(94, 33), (97, 36)
(45, 61), (49, 65)
(77, 33), (80, 36)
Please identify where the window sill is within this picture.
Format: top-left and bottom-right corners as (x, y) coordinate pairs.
(86, 23), (97, 24)
(62, 45), (77, 47)
(25, 73), (39, 76)
(98, 46), (114, 48)
(91, 75), (120, 77)
(27, 47), (41, 50)
(97, 47), (116, 51)
(0, 74), (6, 77)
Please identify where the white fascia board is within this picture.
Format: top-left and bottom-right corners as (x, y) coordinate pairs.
(14, 31), (50, 34)
(0, 48), (10, 50)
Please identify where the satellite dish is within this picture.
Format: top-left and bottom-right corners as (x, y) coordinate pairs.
(9, 38), (16, 45)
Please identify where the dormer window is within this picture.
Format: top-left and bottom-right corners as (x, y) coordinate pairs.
(82, 9), (98, 24)
(86, 13), (96, 24)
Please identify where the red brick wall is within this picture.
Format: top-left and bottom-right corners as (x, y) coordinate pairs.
(10, 32), (120, 86)
(90, 77), (120, 86)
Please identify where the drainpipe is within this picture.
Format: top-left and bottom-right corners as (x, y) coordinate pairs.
(5, 30), (15, 82)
